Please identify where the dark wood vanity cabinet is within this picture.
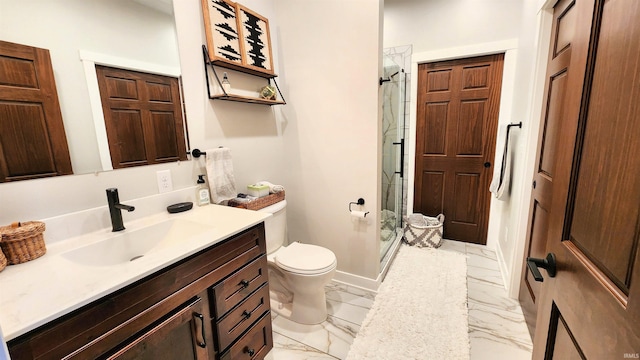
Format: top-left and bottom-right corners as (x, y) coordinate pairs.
(7, 223), (273, 360)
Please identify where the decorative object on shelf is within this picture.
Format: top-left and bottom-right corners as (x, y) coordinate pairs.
(201, 0), (243, 65)
(202, 45), (286, 105)
(237, 4), (274, 75)
(221, 72), (231, 92)
(259, 85), (276, 100)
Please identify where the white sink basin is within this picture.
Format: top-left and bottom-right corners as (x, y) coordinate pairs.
(61, 219), (216, 267)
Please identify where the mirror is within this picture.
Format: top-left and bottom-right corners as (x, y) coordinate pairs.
(0, 0), (185, 176)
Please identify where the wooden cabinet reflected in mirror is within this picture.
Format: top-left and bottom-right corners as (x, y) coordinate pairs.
(0, 40), (73, 183)
(95, 66), (187, 169)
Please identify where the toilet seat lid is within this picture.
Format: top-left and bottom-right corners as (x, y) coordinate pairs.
(275, 242), (337, 275)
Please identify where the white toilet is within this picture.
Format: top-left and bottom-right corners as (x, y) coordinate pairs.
(258, 200), (337, 325)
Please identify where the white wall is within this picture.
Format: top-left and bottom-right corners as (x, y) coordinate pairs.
(274, 0), (383, 281)
(384, 0), (548, 296)
(384, 0), (523, 50)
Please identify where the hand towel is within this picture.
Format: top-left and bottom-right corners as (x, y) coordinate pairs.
(206, 147), (237, 204)
(490, 126), (513, 201)
(255, 180), (285, 193)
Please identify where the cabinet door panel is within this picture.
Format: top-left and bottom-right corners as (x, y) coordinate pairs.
(105, 297), (210, 360)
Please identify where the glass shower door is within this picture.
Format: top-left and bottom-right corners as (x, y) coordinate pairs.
(380, 55), (405, 261)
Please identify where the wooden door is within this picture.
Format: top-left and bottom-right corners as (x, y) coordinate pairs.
(414, 54), (503, 245)
(96, 66), (187, 169)
(531, 0), (640, 357)
(0, 40), (72, 182)
(519, 0), (576, 336)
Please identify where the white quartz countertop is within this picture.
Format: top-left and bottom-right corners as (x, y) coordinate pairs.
(0, 204), (270, 341)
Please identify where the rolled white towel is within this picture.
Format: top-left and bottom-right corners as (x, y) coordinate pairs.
(256, 180), (284, 194)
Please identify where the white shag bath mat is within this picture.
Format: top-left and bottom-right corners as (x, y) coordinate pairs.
(346, 245), (469, 360)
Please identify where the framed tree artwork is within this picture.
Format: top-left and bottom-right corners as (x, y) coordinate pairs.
(201, 0), (243, 65)
(236, 4), (274, 75)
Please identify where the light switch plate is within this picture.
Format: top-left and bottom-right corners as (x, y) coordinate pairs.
(156, 170), (173, 193)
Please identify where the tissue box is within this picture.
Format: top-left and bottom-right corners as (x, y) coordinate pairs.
(247, 184), (269, 198)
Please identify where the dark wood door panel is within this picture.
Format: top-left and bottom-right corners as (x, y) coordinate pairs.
(532, 0), (640, 357)
(539, 69), (568, 177)
(414, 54), (503, 244)
(456, 100), (486, 155)
(519, 0), (576, 336)
(547, 304), (585, 360)
(417, 171), (445, 216)
(450, 172), (480, 224)
(96, 65), (187, 169)
(0, 102), (57, 176)
(421, 102), (448, 155)
(566, 0), (640, 294)
(0, 40), (72, 182)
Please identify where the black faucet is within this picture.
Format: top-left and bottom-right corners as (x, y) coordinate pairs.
(106, 188), (135, 232)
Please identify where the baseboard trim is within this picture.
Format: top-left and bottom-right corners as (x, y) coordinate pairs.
(495, 242), (511, 294)
(333, 270), (380, 292)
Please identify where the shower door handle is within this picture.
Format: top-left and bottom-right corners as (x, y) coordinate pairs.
(393, 139), (405, 178)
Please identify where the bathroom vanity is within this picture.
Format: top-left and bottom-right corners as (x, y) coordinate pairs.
(0, 205), (273, 360)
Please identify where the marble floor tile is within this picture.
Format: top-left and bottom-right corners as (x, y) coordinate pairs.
(439, 239), (467, 254)
(468, 302), (533, 353)
(470, 328), (533, 360)
(326, 298), (370, 326)
(468, 277), (521, 313)
(467, 252), (502, 272)
(467, 265), (505, 288)
(265, 333), (339, 360)
(466, 244), (498, 261)
(271, 314), (358, 359)
(325, 282), (376, 309)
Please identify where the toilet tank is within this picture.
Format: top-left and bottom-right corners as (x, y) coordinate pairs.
(257, 199), (287, 254)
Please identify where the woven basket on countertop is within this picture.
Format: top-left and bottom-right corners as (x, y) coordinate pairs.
(0, 248), (6, 272)
(228, 191), (285, 211)
(0, 221), (47, 265)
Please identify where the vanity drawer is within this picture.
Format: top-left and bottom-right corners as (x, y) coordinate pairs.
(211, 255), (268, 317)
(219, 312), (273, 360)
(216, 283), (270, 350)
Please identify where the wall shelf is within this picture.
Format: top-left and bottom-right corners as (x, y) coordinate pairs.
(209, 94), (285, 105)
(202, 45), (286, 106)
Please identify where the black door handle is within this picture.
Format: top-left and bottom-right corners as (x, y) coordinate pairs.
(393, 139), (405, 178)
(532, 180), (537, 189)
(484, 162), (491, 168)
(526, 253), (557, 282)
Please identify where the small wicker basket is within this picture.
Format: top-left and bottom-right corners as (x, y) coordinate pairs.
(0, 248), (6, 272)
(228, 191), (285, 211)
(0, 221), (47, 265)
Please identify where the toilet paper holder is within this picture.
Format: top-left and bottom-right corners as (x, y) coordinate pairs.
(349, 198), (369, 217)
